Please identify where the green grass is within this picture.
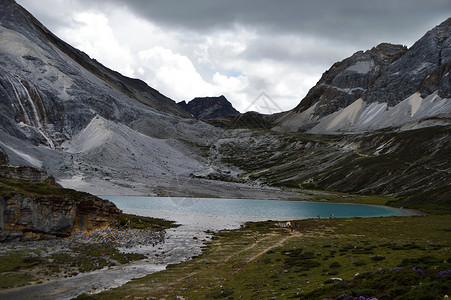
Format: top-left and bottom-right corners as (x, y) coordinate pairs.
(0, 176), (86, 197)
(0, 243), (147, 289)
(0, 250), (42, 273)
(0, 212), (178, 290)
(75, 214), (451, 299)
(120, 213), (179, 231)
(0, 273), (35, 289)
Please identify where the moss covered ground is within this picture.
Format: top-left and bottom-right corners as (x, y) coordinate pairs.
(77, 214), (451, 299)
(0, 176), (91, 198)
(120, 213), (179, 231)
(0, 214), (177, 290)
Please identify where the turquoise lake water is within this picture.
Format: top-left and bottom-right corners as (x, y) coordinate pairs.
(102, 196), (406, 220)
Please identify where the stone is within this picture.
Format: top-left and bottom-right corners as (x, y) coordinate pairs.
(0, 165), (121, 241)
(0, 165), (57, 185)
(178, 95), (240, 120)
(0, 147), (8, 165)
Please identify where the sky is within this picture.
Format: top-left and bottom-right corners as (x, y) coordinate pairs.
(16, 0), (451, 113)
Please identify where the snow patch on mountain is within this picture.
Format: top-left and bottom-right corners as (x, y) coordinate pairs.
(345, 60), (374, 74)
(290, 91), (451, 134)
(0, 141), (42, 168)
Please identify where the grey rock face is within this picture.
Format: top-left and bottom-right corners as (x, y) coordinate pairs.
(0, 147), (8, 165)
(0, 0), (190, 149)
(293, 43), (407, 117)
(0, 0), (222, 198)
(364, 18), (451, 106)
(179, 95), (240, 120)
(0, 165), (57, 184)
(288, 18), (451, 131)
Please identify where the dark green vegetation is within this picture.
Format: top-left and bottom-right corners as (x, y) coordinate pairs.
(120, 213), (179, 231)
(0, 176), (92, 199)
(209, 126), (451, 213)
(77, 215), (451, 299)
(0, 213), (175, 289)
(0, 243), (145, 289)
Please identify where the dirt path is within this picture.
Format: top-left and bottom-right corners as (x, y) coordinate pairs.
(153, 230), (302, 297)
(244, 231), (301, 264)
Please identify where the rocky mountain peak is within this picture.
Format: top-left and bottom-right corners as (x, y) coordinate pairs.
(363, 17), (451, 106)
(292, 18), (451, 120)
(0, 0), (191, 150)
(178, 95), (240, 120)
(293, 42), (407, 117)
(277, 18), (451, 134)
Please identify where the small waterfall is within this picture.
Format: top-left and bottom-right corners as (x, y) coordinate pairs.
(7, 76), (31, 125)
(7, 75), (55, 149)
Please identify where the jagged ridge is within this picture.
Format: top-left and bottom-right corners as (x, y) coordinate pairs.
(178, 95), (240, 120)
(276, 18), (451, 134)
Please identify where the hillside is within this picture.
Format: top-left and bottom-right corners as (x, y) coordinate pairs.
(0, 0), (449, 210)
(275, 18), (451, 133)
(178, 95), (240, 120)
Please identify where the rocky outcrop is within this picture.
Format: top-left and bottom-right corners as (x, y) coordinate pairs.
(0, 147), (8, 165)
(364, 18), (451, 106)
(0, 192), (121, 240)
(179, 95), (240, 120)
(0, 165), (57, 185)
(278, 18), (451, 133)
(0, 165), (121, 241)
(293, 43), (407, 117)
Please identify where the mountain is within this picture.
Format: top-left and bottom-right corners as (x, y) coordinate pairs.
(0, 0), (449, 210)
(200, 19), (451, 211)
(178, 95), (240, 120)
(0, 0), (217, 195)
(275, 18), (451, 133)
(0, 0), (296, 200)
(0, 0), (192, 148)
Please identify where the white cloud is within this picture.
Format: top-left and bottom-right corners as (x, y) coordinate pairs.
(16, 0), (353, 113)
(57, 12), (135, 77)
(137, 46), (217, 100)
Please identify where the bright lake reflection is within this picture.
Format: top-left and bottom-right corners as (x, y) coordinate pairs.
(103, 196), (406, 220)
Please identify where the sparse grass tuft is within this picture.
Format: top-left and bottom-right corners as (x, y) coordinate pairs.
(76, 214), (451, 299)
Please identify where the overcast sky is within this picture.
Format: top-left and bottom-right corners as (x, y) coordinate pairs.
(16, 0), (451, 113)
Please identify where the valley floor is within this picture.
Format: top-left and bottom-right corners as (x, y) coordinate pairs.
(78, 214), (451, 300)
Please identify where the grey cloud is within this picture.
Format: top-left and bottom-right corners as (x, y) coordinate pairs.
(98, 0), (450, 46)
(240, 36), (352, 67)
(14, 0), (451, 112)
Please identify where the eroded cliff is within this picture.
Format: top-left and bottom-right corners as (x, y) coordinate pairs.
(0, 166), (121, 241)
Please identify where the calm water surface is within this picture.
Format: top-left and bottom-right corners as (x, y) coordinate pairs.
(103, 196), (406, 222)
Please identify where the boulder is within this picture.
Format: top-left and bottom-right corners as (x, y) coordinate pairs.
(0, 165), (121, 241)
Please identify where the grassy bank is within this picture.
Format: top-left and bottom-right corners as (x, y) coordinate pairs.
(77, 214), (451, 299)
(0, 214), (177, 290)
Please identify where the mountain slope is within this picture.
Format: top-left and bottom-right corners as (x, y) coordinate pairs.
(208, 125), (451, 212)
(0, 0), (224, 196)
(178, 95), (240, 120)
(0, 1), (449, 209)
(0, 0), (301, 199)
(0, 0), (194, 149)
(202, 19), (451, 210)
(275, 18), (451, 134)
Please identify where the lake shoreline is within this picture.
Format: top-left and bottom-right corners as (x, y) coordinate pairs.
(75, 214), (451, 299)
(0, 198), (424, 299)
